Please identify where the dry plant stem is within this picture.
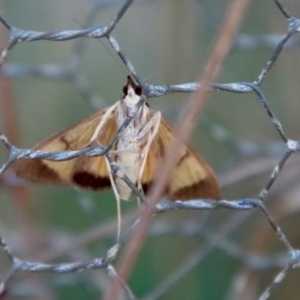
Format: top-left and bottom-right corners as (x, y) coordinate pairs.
(107, 265), (137, 300)
(104, 0), (251, 299)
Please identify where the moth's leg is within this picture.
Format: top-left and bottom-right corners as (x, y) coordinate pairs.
(137, 111), (161, 143)
(105, 156), (122, 241)
(92, 134), (122, 239)
(137, 112), (161, 192)
(89, 103), (118, 143)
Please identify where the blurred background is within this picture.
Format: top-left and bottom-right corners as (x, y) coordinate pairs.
(0, 0), (300, 299)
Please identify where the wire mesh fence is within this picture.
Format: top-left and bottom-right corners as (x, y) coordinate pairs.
(0, 0), (300, 299)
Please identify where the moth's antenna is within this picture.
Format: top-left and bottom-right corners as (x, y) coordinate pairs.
(98, 38), (128, 77)
(73, 19), (128, 77)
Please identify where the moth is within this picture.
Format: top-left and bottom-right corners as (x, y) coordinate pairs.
(14, 76), (220, 223)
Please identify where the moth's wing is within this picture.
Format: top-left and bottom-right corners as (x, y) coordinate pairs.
(141, 111), (220, 200)
(14, 106), (118, 190)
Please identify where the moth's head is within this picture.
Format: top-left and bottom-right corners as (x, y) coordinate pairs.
(122, 76), (142, 107)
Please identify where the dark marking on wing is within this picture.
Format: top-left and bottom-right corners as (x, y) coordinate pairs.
(142, 178), (219, 201)
(141, 182), (151, 195)
(176, 150), (189, 167)
(167, 179), (220, 200)
(13, 160), (63, 184)
(72, 171), (111, 190)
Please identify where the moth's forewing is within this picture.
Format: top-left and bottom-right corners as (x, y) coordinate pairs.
(141, 110), (220, 200)
(13, 107), (118, 190)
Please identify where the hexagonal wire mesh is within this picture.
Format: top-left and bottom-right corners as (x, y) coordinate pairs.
(0, 0), (300, 299)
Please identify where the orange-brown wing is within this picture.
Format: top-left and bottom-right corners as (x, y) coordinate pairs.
(141, 111), (220, 200)
(14, 106), (118, 191)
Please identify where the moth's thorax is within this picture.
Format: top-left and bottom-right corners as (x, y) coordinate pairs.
(116, 101), (149, 148)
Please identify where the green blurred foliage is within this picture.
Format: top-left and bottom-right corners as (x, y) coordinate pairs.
(1, 0), (300, 299)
